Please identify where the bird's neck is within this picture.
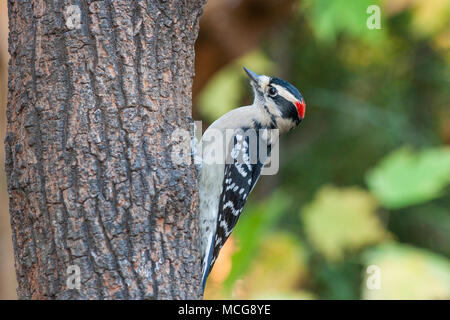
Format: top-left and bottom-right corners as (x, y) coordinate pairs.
(254, 102), (294, 134)
(251, 102), (276, 130)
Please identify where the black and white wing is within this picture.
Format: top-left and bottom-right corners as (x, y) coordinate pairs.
(202, 130), (272, 285)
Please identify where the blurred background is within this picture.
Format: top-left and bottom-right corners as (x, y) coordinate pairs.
(1, 0), (449, 299)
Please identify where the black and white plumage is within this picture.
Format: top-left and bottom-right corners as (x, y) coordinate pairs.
(198, 67), (306, 290)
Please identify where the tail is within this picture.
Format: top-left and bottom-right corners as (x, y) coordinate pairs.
(201, 233), (215, 292)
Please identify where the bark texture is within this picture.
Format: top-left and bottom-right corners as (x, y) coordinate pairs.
(5, 0), (206, 299)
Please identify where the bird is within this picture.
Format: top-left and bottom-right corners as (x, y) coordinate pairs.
(198, 67), (306, 291)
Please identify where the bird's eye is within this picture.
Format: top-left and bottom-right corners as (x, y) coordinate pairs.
(268, 87), (277, 96)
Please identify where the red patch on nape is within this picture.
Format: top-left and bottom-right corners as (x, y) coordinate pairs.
(295, 99), (306, 119)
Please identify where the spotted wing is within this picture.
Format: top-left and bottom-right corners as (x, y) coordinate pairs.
(208, 131), (271, 271)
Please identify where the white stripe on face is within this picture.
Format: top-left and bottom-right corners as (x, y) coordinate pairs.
(271, 84), (299, 104)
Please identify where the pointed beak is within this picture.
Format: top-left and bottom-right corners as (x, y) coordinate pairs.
(243, 67), (260, 84)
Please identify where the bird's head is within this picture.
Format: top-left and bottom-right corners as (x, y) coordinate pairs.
(244, 67), (306, 132)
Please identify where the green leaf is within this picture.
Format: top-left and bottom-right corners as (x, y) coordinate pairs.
(302, 186), (389, 261)
(362, 243), (450, 299)
(366, 147), (450, 209)
(303, 0), (385, 44)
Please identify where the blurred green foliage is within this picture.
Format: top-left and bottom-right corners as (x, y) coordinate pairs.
(223, 190), (292, 292)
(303, 0), (386, 44)
(198, 51), (273, 121)
(243, 232), (311, 299)
(366, 147), (450, 209)
(201, 0), (450, 300)
(302, 186), (389, 261)
(362, 243), (450, 299)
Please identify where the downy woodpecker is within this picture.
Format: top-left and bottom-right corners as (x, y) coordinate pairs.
(198, 67), (306, 290)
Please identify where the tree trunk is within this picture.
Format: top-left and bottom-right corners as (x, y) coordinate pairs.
(5, 0), (206, 300)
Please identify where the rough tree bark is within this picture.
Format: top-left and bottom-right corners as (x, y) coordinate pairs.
(5, 0), (207, 299)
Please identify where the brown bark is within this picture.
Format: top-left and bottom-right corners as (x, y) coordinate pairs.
(5, 0), (206, 299)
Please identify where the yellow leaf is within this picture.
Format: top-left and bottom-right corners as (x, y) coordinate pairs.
(362, 243), (450, 299)
(302, 186), (389, 261)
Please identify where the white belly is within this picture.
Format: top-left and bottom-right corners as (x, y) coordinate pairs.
(199, 161), (224, 258)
